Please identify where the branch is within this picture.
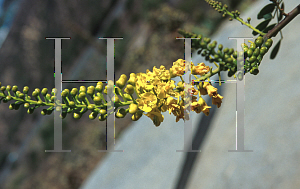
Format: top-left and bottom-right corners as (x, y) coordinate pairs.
(264, 3), (300, 39)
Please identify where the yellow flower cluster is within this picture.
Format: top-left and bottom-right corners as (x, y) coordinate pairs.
(128, 59), (223, 127)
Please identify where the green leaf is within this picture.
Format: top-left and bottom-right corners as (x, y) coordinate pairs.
(270, 40), (281, 59)
(263, 23), (276, 33)
(257, 3), (276, 19)
(263, 13), (272, 20)
(252, 19), (272, 36)
(278, 2), (285, 21)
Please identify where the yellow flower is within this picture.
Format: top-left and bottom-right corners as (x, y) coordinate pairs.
(191, 97), (211, 116)
(201, 105), (211, 116)
(171, 59), (186, 77)
(191, 101), (202, 113)
(151, 65), (170, 80)
(189, 86), (198, 95)
(136, 92), (157, 112)
(212, 93), (224, 108)
(192, 63), (210, 76)
(136, 73), (159, 93)
(175, 106), (187, 122)
(174, 59), (185, 67)
(171, 65), (185, 77)
(144, 108), (164, 127)
(199, 82), (218, 97)
(156, 80), (176, 99)
(206, 84), (218, 97)
(167, 100), (180, 115)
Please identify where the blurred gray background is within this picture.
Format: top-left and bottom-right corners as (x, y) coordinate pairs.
(0, 0), (299, 188)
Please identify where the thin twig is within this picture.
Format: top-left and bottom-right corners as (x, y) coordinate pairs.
(264, 4), (300, 40)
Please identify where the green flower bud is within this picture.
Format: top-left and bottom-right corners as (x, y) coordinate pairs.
(132, 110), (143, 121)
(264, 41), (272, 48)
(200, 41), (207, 49)
(100, 109), (106, 115)
(250, 67), (259, 75)
(223, 48), (229, 54)
(9, 104), (14, 110)
(228, 48), (234, 55)
(233, 51), (238, 58)
(64, 89), (70, 95)
(60, 111), (67, 119)
(37, 100), (43, 105)
(32, 91), (38, 97)
(27, 107), (34, 114)
(6, 96), (12, 101)
(24, 103), (30, 108)
(41, 109), (47, 116)
(87, 86), (95, 92)
(250, 43), (256, 50)
(253, 48), (260, 57)
(116, 78), (126, 89)
(6, 85), (11, 91)
(79, 86), (86, 93)
(260, 47), (267, 55)
(46, 94), (51, 100)
(41, 88), (48, 96)
(12, 85), (18, 92)
(248, 56), (257, 63)
(71, 88), (78, 96)
(124, 84), (134, 95)
(87, 89), (95, 96)
(55, 106), (62, 112)
(96, 82), (103, 93)
(226, 57), (233, 63)
(120, 74), (127, 81)
(1, 86), (6, 92)
(78, 92), (86, 100)
(61, 91), (68, 97)
(204, 37), (211, 43)
(69, 101), (75, 108)
(247, 49), (253, 57)
(51, 88), (57, 96)
(89, 112), (98, 120)
(35, 88), (40, 95)
(23, 86), (29, 94)
(93, 96), (102, 105)
(123, 94), (132, 101)
(73, 112), (81, 119)
(266, 38), (273, 46)
(129, 103), (138, 114)
(99, 114), (107, 121)
(112, 96), (120, 104)
(255, 38), (263, 47)
(127, 78), (136, 86)
(116, 108), (127, 118)
(87, 104), (95, 110)
(51, 96), (56, 102)
(130, 73), (136, 78)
